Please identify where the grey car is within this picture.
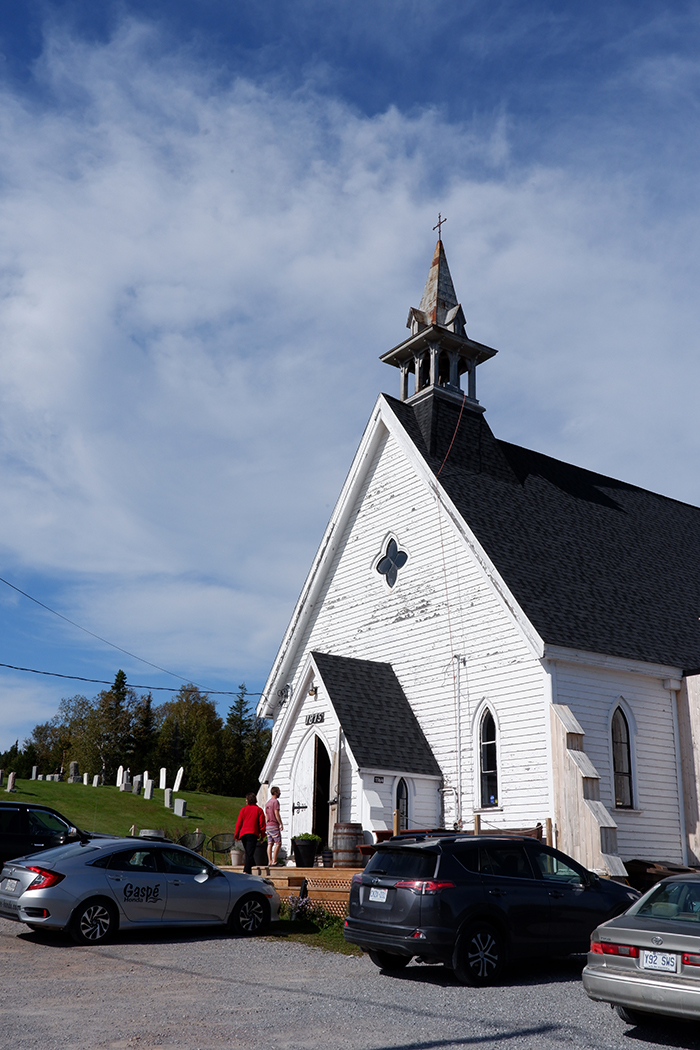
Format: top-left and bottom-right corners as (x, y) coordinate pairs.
(583, 874), (700, 1024)
(0, 837), (280, 944)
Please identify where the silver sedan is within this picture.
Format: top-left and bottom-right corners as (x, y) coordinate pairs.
(0, 837), (280, 944)
(583, 874), (700, 1024)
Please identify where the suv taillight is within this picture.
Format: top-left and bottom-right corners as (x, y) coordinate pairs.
(394, 880), (455, 895)
(25, 867), (65, 891)
(590, 941), (639, 957)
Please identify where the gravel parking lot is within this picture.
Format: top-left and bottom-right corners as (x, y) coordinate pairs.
(2, 916), (700, 1050)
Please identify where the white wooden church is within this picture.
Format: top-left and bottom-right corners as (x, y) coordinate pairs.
(257, 236), (700, 876)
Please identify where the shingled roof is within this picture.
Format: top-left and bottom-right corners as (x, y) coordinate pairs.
(384, 390), (700, 672)
(311, 651), (441, 776)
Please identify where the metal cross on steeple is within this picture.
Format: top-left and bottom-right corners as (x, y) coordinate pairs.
(433, 212), (447, 239)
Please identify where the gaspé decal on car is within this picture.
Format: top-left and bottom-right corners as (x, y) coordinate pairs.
(123, 883), (161, 903)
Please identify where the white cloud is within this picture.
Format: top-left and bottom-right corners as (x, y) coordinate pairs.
(1, 18), (700, 746)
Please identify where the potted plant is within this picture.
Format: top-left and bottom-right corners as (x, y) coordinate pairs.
(292, 833), (322, 867)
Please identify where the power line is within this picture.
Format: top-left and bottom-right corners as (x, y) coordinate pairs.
(0, 661), (264, 697)
(0, 575), (192, 683)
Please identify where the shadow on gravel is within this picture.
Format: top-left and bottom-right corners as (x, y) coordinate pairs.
(17, 923), (247, 948)
(380, 955), (585, 988)
(331, 1025), (563, 1049)
(620, 1017), (700, 1050)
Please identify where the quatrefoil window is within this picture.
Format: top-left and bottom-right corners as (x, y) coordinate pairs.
(376, 538), (408, 588)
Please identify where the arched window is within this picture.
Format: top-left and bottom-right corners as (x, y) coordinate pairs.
(396, 778), (409, 831)
(612, 707), (633, 808)
(480, 710), (498, 808)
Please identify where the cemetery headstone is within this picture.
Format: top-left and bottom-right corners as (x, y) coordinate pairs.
(68, 760), (81, 783)
(116, 765), (124, 788)
(6, 771), (16, 793)
(38, 774), (44, 781)
(92, 775), (100, 787)
(144, 779), (154, 801)
(119, 781), (128, 792)
(173, 798), (187, 818)
(31, 766), (38, 780)
(143, 770), (149, 786)
(159, 768), (167, 790)
(132, 776), (142, 796)
(164, 788), (173, 809)
(173, 766), (184, 792)
(83, 772), (89, 785)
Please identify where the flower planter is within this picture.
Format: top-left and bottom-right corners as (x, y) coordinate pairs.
(292, 838), (318, 868)
(230, 848), (244, 867)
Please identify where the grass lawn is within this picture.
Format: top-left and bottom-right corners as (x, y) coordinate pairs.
(6, 778), (245, 844)
(265, 918), (362, 956)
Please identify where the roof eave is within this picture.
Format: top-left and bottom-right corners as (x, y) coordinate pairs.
(381, 326), (498, 368)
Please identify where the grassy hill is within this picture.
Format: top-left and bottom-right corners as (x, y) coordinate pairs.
(6, 778), (245, 846)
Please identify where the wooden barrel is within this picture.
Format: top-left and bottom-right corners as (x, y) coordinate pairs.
(332, 822), (364, 867)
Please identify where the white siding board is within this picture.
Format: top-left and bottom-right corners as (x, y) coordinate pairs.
(555, 663), (683, 863)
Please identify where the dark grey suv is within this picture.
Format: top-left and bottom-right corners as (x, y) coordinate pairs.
(0, 802), (89, 866)
(344, 834), (639, 984)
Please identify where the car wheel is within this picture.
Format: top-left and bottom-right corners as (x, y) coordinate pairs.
(70, 899), (118, 945)
(615, 1005), (655, 1026)
(453, 922), (505, 986)
(229, 894), (269, 936)
(368, 950), (411, 970)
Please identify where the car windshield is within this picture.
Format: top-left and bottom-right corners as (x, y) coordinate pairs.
(364, 849), (437, 879)
(28, 810), (70, 834)
(631, 881), (700, 923)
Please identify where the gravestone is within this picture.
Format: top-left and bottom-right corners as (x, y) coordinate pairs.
(173, 798), (187, 818)
(142, 770), (149, 786)
(132, 776), (142, 796)
(116, 765), (124, 788)
(173, 766), (184, 792)
(92, 775), (100, 787)
(83, 772), (89, 785)
(124, 769), (131, 787)
(119, 781), (128, 792)
(6, 771), (16, 793)
(31, 766), (38, 780)
(159, 767), (167, 790)
(38, 774), (44, 781)
(144, 779), (154, 801)
(164, 788), (173, 809)
(68, 760), (81, 783)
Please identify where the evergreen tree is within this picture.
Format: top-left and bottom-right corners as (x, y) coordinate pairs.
(130, 692), (158, 773)
(222, 684), (271, 796)
(156, 684), (223, 792)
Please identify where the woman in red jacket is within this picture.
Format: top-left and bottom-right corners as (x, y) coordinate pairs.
(234, 793), (266, 873)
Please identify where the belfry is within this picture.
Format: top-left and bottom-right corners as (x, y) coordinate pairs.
(380, 237), (497, 406)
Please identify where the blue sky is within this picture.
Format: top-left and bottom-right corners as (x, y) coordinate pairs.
(1, 1), (700, 750)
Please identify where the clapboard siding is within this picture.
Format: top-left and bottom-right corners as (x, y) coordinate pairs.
(270, 428), (550, 833)
(555, 663), (683, 863)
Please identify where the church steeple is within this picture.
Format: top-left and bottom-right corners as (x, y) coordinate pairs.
(416, 239), (462, 329)
(381, 234), (498, 406)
